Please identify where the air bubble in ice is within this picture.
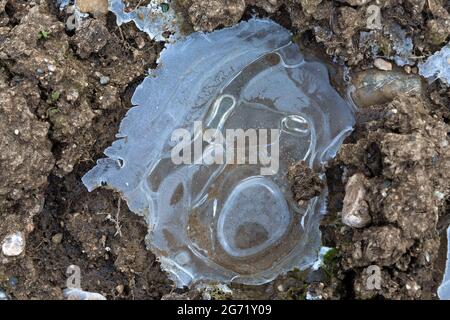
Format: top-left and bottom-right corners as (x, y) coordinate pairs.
(82, 18), (355, 287)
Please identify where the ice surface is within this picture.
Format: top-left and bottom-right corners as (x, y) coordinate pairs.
(82, 18), (355, 287)
(419, 44), (450, 85)
(388, 23), (414, 67)
(438, 227), (450, 300)
(109, 0), (180, 42)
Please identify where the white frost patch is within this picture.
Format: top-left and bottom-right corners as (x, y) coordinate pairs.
(312, 246), (333, 271)
(419, 44), (450, 85)
(109, 0), (180, 42)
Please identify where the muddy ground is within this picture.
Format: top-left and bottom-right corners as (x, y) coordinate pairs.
(0, 0), (449, 300)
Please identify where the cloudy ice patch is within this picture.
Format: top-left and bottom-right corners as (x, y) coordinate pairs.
(109, 0), (181, 42)
(82, 18), (355, 287)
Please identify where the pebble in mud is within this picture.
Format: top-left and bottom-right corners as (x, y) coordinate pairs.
(373, 58), (392, 71)
(341, 173), (371, 228)
(76, 0), (108, 15)
(51, 233), (63, 244)
(1, 232), (25, 257)
(351, 69), (422, 108)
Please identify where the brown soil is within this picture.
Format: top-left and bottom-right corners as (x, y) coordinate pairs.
(0, 0), (449, 300)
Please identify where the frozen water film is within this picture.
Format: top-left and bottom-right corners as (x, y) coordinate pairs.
(82, 19), (355, 287)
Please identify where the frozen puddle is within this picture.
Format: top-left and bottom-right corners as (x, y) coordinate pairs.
(83, 18), (355, 287)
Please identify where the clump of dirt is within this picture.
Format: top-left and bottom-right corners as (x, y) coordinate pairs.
(0, 0), (169, 299)
(319, 93), (450, 299)
(179, 0), (450, 67)
(288, 161), (325, 203)
(0, 0), (449, 300)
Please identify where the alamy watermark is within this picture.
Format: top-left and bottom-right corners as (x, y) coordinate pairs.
(66, 264), (81, 289)
(366, 265), (381, 290)
(171, 121), (280, 175)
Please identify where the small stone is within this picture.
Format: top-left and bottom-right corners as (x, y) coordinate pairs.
(1, 232), (25, 257)
(99, 76), (110, 85)
(404, 65), (412, 74)
(76, 0), (108, 15)
(52, 233), (63, 244)
(14, 129), (19, 135)
(341, 173), (372, 228)
(48, 64), (56, 72)
(374, 58), (392, 71)
(115, 284), (124, 294)
(66, 89), (79, 102)
(63, 288), (107, 300)
(36, 68), (44, 75)
(135, 36), (146, 49)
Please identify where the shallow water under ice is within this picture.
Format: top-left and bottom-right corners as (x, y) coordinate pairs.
(82, 18), (355, 287)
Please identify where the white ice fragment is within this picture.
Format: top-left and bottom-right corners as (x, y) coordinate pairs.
(438, 227), (450, 300)
(0, 290), (8, 300)
(57, 0), (71, 10)
(109, 0), (180, 42)
(63, 288), (107, 300)
(419, 44), (450, 85)
(312, 247), (333, 271)
(306, 292), (322, 300)
(82, 18), (355, 287)
(1, 232), (25, 257)
(388, 23), (414, 67)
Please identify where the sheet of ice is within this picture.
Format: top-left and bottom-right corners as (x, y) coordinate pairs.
(419, 44), (450, 85)
(82, 18), (355, 287)
(438, 227), (450, 300)
(109, 0), (180, 42)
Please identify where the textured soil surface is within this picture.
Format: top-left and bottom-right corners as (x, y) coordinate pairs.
(0, 0), (449, 300)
